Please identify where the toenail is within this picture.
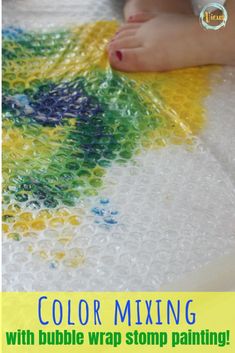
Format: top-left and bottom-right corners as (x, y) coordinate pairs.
(116, 50), (123, 61)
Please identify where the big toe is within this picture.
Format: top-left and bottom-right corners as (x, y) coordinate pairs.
(109, 47), (148, 72)
(127, 12), (157, 23)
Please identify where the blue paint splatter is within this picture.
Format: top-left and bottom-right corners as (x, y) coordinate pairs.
(100, 198), (110, 205)
(2, 27), (24, 40)
(49, 261), (59, 269)
(92, 207), (105, 217)
(104, 217), (118, 225)
(91, 199), (119, 227)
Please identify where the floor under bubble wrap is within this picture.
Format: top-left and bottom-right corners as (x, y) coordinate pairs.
(2, 0), (235, 291)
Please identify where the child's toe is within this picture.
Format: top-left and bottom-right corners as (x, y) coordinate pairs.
(128, 12), (157, 23)
(114, 29), (138, 40)
(116, 23), (141, 34)
(109, 36), (141, 51)
(109, 48), (147, 72)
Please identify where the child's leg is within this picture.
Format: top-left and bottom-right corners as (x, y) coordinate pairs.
(109, 0), (235, 72)
(124, 0), (192, 22)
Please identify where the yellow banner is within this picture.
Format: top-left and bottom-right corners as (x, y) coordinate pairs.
(1, 292), (235, 352)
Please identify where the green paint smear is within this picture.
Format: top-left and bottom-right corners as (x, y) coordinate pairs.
(2, 28), (167, 210)
(3, 28), (70, 62)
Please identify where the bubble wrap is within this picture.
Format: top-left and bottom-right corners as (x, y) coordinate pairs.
(2, 0), (235, 292)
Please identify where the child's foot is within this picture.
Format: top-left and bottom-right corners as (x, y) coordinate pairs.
(108, 12), (235, 72)
(124, 0), (192, 23)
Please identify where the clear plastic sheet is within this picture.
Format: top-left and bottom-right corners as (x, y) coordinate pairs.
(2, 0), (235, 291)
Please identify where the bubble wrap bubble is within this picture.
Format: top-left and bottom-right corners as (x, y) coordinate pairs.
(2, 0), (235, 291)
